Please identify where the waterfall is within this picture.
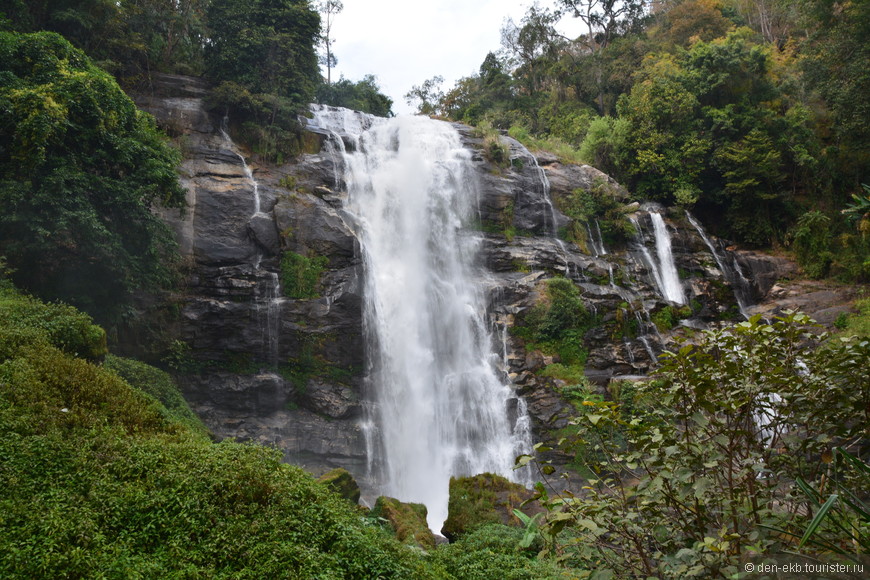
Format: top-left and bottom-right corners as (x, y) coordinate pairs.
(686, 212), (752, 319)
(631, 211), (684, 305)
(586, 220), (607, 256)
(219, 119), (283, 366)
(512, 145), (572, 276)
(309, 106), (532, 530)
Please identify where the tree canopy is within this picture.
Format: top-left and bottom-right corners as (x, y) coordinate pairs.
(416, 0), (869, 280)
(316, 74), (393, 117)
(204, 0), (320, 106)
(0, 31), (185, 324)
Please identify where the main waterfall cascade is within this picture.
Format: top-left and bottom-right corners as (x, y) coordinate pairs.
(307, 106), (533, 530)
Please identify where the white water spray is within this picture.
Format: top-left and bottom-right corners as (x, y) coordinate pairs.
(309, 106), (532, 530)
(686, 212), (752, 319)
(631, 212), (684, 304)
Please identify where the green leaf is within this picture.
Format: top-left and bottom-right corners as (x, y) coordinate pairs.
(512, 508), (532, 526)
(799, 494), (839, 548)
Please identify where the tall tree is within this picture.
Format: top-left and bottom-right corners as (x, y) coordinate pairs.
(317, 0), (342, 84)
(556, 0), (647, 52)
(405, 76), (444, 116)
(801, 0), (870, 186)
(500, 4), (562, 94)
(205, 0), (320, 105)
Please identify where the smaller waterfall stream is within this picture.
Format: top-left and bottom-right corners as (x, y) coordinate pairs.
(631, 211), (684, 304)
(220, 120), (283, 366)
(586, 220), (607, 256)
(513, 146), (573, 276)
(686, 212), (752, 319)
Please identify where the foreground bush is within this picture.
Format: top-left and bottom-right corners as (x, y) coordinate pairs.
(523, 312), (870, 577)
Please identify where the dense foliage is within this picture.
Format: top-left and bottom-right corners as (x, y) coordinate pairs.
(204, 0), (320, 104)
(0, 276), (611, 579)
(416, 0), (869, 280)
(0, 1), (393, 318)
(0, 282), (438, 578)
(3, 0), (394, 165)
(2, 0), (209, 81)
(316, 74), (394, 117)
(521, 313), (870, 576)
(0, 31), (185, 325)
(513, 277), (594, 368)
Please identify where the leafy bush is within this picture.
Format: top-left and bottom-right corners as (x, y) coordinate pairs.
(473, 121), (511, 168)
(843, 298), (870, 338)
(523, 313), (870, 577)
(280, 251), (329, 299)
(431, 524), (572, 580)
(650, 304), (693, 332)
(104, 354), (208, 437)
(792, 210), (834, 279)
(507, 125), (585, 165)
(0, 286), (106, 361)
(371, 496), (435, 549)
(441, 474), (530, 541)
(556, 181), (634, 248)
(514, 277), (592, 368)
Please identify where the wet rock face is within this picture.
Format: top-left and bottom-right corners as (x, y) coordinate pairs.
(134, 76), (368, 486)
(136, 79), (800, 490)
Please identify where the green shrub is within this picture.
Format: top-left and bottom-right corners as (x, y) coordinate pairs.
(104, 354), (209, 437)
(0, 286), (107, 361)
(370, 496), (435, 550)
(474, 121), (510, 168)
(524, 313), (870, 577)
(441, 473), (529, 541)
(651, 305), (692, 332)
(431, 524), (572, 579)
(514, 277), (592, 367)
(280, 251), (329, 299)
(844, 298), (870, 337)
(557, 181), (633, 247)
(507, 125), (585, 165)
(792, 210), (833, 279)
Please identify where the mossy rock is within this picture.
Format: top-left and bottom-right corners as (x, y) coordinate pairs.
(370, 496), (435, 550)
(316, 468), (361, 504)
(441, 473), (541, 541)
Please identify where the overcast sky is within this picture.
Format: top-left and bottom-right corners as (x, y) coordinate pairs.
(325, 0), (582, 115)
